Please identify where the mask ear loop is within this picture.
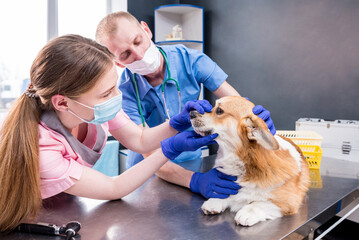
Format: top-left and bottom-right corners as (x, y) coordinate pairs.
(66, 98), (95, 123)
(66, 108), (92, 124)
(71, 99), (95, 110)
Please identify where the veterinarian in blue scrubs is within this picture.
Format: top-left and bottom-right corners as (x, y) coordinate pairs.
(96, 12), (276, 199)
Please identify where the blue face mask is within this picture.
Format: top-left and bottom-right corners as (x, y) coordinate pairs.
(67, 93), (123, 125)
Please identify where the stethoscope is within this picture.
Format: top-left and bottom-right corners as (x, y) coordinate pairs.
(132, 47), (181, 127)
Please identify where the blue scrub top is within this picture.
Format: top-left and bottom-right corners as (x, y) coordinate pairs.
(119, 44), (228, 168)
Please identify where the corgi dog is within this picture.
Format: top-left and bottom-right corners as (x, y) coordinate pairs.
(190, 96), (309, 226)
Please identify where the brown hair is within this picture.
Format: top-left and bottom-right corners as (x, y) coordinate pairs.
(0, 34), (114, 232)
(96, 11), (141, 42)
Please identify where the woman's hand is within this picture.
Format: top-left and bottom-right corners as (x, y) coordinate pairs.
(161, 130), (218, 160)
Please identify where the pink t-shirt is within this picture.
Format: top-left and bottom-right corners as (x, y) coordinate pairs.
(39, 109), (130, 199)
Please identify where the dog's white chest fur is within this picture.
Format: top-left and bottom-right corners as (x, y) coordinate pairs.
(214, 146), (246, 179)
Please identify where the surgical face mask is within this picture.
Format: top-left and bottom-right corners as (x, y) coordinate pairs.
(125, 33), (162, 75)
(67, 93), (122, 125)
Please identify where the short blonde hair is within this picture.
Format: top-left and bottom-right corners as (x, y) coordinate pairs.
(96, 11), (141, 42)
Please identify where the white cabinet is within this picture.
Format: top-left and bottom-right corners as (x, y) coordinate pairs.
(154, 4), (204, 52)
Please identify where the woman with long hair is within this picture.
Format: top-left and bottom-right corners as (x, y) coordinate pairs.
(0, 34), (217, 232)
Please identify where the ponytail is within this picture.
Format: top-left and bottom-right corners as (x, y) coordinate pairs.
(0, 33), (115, 232)
(0, 94), (42, 231)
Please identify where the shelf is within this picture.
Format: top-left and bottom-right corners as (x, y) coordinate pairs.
(154, 4), (204, 51)
(155, 40), (203, 52)
(155, 40), (203, 44)
(155, 4), (203, 14)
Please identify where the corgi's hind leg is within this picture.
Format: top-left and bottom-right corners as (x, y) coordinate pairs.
(234, 201), (282, 226)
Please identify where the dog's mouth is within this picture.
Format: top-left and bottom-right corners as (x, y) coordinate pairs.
(190, 118), (214, 136)
(194, 128), (213, 136)
(192, 123), (213, 136)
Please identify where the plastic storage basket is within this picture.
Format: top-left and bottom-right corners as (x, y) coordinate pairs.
(276, 130), (323, 146)
(297, 145), (323, 170)
(276, 131), (323, 169)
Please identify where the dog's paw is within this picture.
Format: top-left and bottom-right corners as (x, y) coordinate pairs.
(201, 199), (228, 215)
(234, 202), (282, 226)
(234, 208), (262, 226)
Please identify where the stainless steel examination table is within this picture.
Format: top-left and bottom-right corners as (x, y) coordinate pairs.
(2, 155), (359, 240)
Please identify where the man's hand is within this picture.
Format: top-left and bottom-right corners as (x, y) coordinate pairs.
(252, 105), (276, 135)
(169, 100), (213, 132)
(190, 168), (241, 199)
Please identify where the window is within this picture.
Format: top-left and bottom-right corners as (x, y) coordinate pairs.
(0, 0), (47, 114)
(58, 0), (125, 86)
(58, 0), (107, 39)
(0, 0), (126, 125)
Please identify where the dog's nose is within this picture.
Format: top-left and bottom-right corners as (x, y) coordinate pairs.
(190, 110), (199, 119)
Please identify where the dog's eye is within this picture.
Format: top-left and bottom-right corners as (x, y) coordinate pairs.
(216, 107), (224, 115)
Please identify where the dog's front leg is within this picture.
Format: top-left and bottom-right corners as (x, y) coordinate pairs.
(234, 201), (282, 226)
(201, 198), (231, 215)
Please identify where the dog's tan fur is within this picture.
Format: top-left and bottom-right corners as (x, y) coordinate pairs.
(190, 96), (309, 226)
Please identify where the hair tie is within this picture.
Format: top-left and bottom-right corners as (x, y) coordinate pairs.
(25, 84), (38, 98)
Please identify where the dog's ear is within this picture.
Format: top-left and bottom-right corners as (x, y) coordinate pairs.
(240, 115), (279, 150)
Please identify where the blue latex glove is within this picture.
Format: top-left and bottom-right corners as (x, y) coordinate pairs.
(169, 100), (213, 132)
(190, 168), (241, 199)
(252, 105), (276, 135)
(161, 130), (218, 160)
